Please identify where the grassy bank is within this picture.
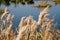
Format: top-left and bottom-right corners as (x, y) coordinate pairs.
(35, 4), (51, 8)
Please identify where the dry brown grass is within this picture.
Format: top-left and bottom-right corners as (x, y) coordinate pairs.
(0, 6), (60, 40)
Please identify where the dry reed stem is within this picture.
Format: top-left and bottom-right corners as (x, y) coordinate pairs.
(0, 6), (60, 40)
(38, 6), (49, 25)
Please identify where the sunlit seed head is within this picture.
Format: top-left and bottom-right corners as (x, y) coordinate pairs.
(16, 26), (27, 40)
(5, 21), (13, 35)
(3, 20), (6, 25)
(6, 14), (11, 22)
(43, 13), (50, 18)
(47, 17), (55, 26)
(1, 8), (9, 20)
(38, 6), (49, 25)
(24, 17), (28, 24)
(1, 13), (8, 20)
(27, 16), (33, 25)
(40, 6), (49, 14)
(11, 15), (14, 22)
(19, 17), (26, 29)
(31, 21), (37, 32)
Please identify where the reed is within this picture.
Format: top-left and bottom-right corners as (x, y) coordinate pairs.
(0, 6), (60, 40)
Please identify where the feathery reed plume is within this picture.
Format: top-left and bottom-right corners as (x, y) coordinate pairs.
(18, 17), (26, 29)
(31, 21), (37, 32)
(43, 17), (55, 40)
(26, 16), (33, 32)
(16, 26), (27, 40)
(46, 17), (55, 28)
(1, 8), (9, 20)
(22, 16), (33, 26)
(27, 16), (33, 25)
(6, 14), (11, 22)
(0, 6), (60, 40)
(40, 6), (49, 14)
(43, 13), (50, 22)
(1, 8), (9, 25)
(38, 6), (49, 25)
(47, 33), (53, 40)
(29, 32), (36, 40)
(11, 15), (14, 22)
(2, 20), (6, 25)
(0, 24), (3, 32)
(5, 21), (13, 35)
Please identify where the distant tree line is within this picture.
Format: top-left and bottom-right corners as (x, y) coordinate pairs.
(0, 0), (34, 6)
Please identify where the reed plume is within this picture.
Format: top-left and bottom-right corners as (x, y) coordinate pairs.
(5, 21), (13, 35)
(31, 21), (37, 32)
(18, 17), (26, 29)
(1, 8), (9, 25)
(0, 6), (60, 40)
(6, 14), (11, 22)
(38, 6), (49, 25)
(11, 15), (14, 22)
(16, 26), (27, 40)
(1, 8), (9, 20)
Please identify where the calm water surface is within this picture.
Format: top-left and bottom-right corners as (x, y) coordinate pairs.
(0, 1), (60, 29)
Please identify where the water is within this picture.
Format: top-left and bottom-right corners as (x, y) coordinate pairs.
(0, 1), (60, 29)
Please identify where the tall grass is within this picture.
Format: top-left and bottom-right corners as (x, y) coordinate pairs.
(0, 6), (60, 40)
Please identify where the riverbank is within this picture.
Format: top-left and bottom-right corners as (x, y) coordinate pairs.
(35, 4), (51, 8)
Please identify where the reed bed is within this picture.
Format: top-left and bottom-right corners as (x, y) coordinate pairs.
(0, 6), (60, 40)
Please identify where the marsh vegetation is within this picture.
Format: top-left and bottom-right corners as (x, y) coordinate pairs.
(0, 6), (60, 40)
(0, 0), (60, 40)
